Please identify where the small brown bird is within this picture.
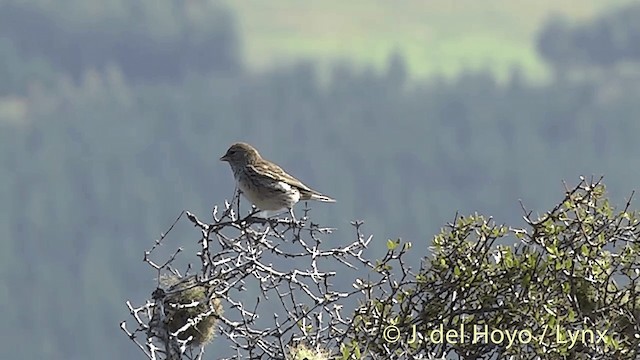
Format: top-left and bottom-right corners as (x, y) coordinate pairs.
(220, 142), (335, 217)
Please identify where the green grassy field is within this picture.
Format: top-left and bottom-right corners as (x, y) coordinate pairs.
(225, 0), (634, 81)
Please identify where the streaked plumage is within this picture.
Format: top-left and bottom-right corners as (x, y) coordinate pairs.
(220, 142), (335, 212)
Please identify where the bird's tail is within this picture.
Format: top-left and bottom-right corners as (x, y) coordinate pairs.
(308, 192), (336, 203)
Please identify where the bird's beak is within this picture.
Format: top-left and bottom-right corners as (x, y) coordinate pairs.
(220, 154), (228, 162)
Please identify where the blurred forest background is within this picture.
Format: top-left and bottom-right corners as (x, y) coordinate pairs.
(2, 0), (640, 359)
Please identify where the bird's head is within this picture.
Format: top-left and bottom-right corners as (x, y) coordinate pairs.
(220, 142), (261, 166)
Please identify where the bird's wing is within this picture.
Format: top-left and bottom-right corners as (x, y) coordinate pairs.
(248, 161), (315, 193)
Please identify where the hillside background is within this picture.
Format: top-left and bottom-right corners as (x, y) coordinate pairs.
(1, 0), (640, 359)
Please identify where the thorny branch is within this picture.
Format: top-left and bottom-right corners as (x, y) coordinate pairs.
(122, 178), (640, 359)
(120, 190), (407, 360)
